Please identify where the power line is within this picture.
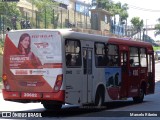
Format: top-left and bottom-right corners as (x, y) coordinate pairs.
(112, 0), (160, 12)
(128, 5), (160, 12)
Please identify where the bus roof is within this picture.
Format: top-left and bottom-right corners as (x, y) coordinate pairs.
(60, 30), (110, 42)
(7, 29), (110, 42)
(109, 37), (153, 51)
(6, 29), (153, 51)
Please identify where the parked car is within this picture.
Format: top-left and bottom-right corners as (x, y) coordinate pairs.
(155, 50), (160, 60)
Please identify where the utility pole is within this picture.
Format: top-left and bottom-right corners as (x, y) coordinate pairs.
(143, 28), (146, 41)
(146, 19), (148, 36)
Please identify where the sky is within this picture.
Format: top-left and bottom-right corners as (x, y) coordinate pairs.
(113, 0), (160, 41)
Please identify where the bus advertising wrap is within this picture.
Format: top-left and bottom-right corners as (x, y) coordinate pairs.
(4, 31), (62, 92)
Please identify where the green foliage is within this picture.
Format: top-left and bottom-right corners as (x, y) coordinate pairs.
(0, 2), (21, 29)
(155, 24), (160, 30)
(110, 2), (122, 15)
(28, 0), (58, 28)
(96, 0), (113, 10)
(96, 0), (129, 25)
(130, 17), (144, 31)
(154, 18), (160, 37)
(153, 46), (160, 51)
(119, 3), (128, 22)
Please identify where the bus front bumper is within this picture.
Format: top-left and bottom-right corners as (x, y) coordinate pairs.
(2, 89), (65, 102)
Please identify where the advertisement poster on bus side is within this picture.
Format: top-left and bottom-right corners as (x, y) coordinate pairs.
(105, 68), (121, 87)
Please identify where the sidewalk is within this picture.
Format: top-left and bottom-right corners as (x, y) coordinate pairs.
(155, 60), (160, 64)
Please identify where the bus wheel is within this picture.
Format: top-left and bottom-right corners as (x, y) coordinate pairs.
(42, 103), (62, 110)
(133, 88), (144, 103)
(95, 88), (104, 107)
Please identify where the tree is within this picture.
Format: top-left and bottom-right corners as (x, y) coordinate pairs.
(131, 17), (144, 31)
(130, 17), (144, 40)
(95, 0), (129, 24)
(0, 1), (21, 30)
(96, 0), (129, 35)
(29, 0), (58, 28)
(96, 0), (113, 10)
(155, 18), (160, 37)
(119, 3), (129, 25)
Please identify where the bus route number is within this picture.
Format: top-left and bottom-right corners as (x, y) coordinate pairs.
(23, 93), (38, 98)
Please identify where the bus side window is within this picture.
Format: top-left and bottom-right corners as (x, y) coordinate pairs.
(129, 47), (139, 67)
(65, 39), (82, 67)
(109, 58), (114, 66)
(107, 44), (119, 67)
(98, 56), (103, 66)
(94, 42), (106, 67)
(129, 59), (134, 67)
(66, 54), (72, 66)
(103, 55), (109, 66)
(121, 52), (127, 71)
(76, 55), (81, 66)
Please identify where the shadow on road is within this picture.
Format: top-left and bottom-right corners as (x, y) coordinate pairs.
(18, 100), (148, 117)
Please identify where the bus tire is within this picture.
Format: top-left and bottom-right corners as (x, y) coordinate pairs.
(133, 88), (144, 103)
(95, 88), (104, 107)
(42, 103), (62, 110)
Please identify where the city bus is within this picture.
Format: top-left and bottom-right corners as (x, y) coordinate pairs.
(2, 29), (155, 110)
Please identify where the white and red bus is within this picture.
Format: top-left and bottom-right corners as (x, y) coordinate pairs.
(2, 29), (155, 110)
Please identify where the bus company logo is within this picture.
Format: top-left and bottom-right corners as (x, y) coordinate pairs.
(2, 112), (11, 117)
(15, 70), (28, 75)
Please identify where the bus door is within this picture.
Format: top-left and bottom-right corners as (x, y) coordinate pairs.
(147, 53), (155, 94)
(128, 47), (140, 97)
(120, 51), (128, 98)
(82, 48), (93, 103)
(65, 39), (83, 105)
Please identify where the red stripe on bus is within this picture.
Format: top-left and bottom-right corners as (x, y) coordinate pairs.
(42, 63), (63, 68)
(2, 89), (65, 101)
